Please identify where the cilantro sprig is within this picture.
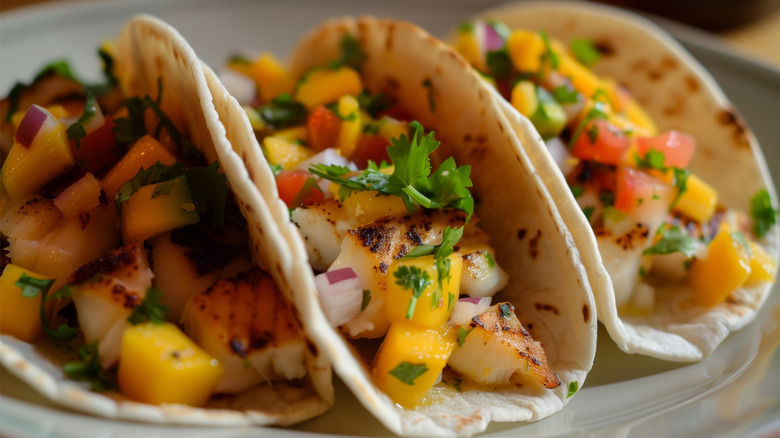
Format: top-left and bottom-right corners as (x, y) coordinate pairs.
(66, 91), (99, 149)
(14, 273), (77, 342)
(309, 123), (474, 217)
(393, 265), (432, 320)
(642, 224), (696, 257)
(389, 361), (428, 385)
(64, 342), (116, 391)
(127, 288), (169, 325)
(751, 189), (778, 238)
(403, 226), (464, 311)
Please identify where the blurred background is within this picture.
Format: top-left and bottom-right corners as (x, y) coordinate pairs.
(2, 0), (779, 67)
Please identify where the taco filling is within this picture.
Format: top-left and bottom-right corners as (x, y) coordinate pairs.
(0, 41), (310, 408)
(221, 35), (561, 408)
(453, 20), (777, 314)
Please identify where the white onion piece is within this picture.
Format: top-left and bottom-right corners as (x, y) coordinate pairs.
(218, 68), (257, 106)
(546, 137), (579, 176)
(449, 297), (492, 326)
(15, 105), (53, 147)
(314, 267), (363, 327)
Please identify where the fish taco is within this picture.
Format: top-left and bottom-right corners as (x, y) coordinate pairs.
(213, 16), (597, 436)
(0, 15), (331, 426)
(452, 1), (779, 361)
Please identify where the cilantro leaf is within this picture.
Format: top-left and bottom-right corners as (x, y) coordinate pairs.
(552, 85), (580, 105)
(389, 361), (428, 385)
(570, 39), (601, 67)
(486, 49), (513, 79)
(568, 102), (608, 149)
(64, 342), (117, 391)
(98, 46), (119, 87)
(357, 91), (392, 118)
(338, 34), (367, 70)
(670, 168), (690, 208)
(66, 92), (98, 149)
(14, 273), (77, 341)
(539, 31), (560, 70)
(127, 288), (169, 325)
(257, 93), (307, 128)
(642, 225), (696, 257)
(186, 161), (228, 228)
(567, 380), (579, 398)
(393, 265), (432, 320)
(115, 162), (186, 209)
(361, 289), (372, 311)
(635, 148), (666, 170)
(751, 188), (778, 238)
(457, 326), (474, 347)
(422, 78), (436, 113)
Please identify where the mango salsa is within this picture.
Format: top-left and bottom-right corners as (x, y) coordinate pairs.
(120, 175), (200, 243)
(688, 229), (751, 307)
(673, 174), (717, 224)
(101, 135), (178, 200)
(335, 94), (361, 158)
(506, 30), (545, 73)
(249, 52), (296, 102)
(385, 254), (462, 329)
(746, 241), (777, 285)
(373, 322), (456, 408)
(118, 322), (223, 406)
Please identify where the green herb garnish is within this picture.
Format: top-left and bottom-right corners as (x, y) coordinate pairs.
(570, 39), (601, 67)
(393, 265), (432, 320)
(66, 92), (99, 149)
(457, 326), (474, 347)
(750, 189), (778, 238)
(64, 342), (116, 391)
(127, 288), (169, 325)
(15, 273), (77, 342)
(567, 380), (579, 398)
(257, 93), (307, 128)
(389, 361), (428, 385)
(642, 225), (696, 257)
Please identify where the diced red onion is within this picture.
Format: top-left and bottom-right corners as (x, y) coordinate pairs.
(315, 267), (364, 327)
(15, 105), (49, 148)
(482, 22), (505, 52)
(449, 297), (492, 326)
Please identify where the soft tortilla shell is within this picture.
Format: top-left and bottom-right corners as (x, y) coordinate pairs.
(0, 15), (332, 426)
(232, 17), (597, 436)
(473, 1), (780, 361)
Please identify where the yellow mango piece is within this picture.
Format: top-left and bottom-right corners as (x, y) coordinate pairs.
(335, 95), (362, 158)
(506, 30), (545, 73)
(557, 53), (602, 101)
(226, 56), (253, 77)
(672, 174), (718, 223)
(688, 229), (751, 307)
(377, 117), (409, 142)
(746, 241), (777, 285)
(118, 322), (223, 406)
(120, 175), (200, 244)
(101, 135), (178, 201)
(373, 322), (456, 408)
(510, 81), (538, 117)
(263, 134), (314, 169)
(294, 67), (363, 110)
(2, 108), (74, 201)
(250, 53), (296, 102)
(455, 27), (485, 71)
(385, 254), (463, 329)
(0, 264), (52, 342)
(341, 190), (410, 226)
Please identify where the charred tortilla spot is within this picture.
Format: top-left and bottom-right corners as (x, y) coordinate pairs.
(518, 228), (527, 240)
(662, 56), (678, 70)
(386, 23), (396, 51)
(583, 304), (591, 323)
(463, 133), (473, 143)
(593, 40), (615, 57)
(685, 75), (700, 93)
(717, 109), (750, 149)
(529, 229), (541, 259)
(306, 338), (319, 356)
(534, 303), (560, 315)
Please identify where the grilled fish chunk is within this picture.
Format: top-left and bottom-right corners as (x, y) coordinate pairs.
(182, 269), (307, 394)
(447, 303), (560, 389)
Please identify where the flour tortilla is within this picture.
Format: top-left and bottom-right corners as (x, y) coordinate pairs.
(0, 15), (332, 426)
(470, 1), (780, 361)
(216, 16), (597, 436)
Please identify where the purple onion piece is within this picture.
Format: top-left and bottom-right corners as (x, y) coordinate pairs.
(15, 105), (49, 148)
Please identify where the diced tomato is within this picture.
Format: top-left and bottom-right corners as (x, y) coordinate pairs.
(614, 166), (673, 216)
(570, 119), (630, 166)
(276, 170), (325, 208)
(307, 106), (342, 152)
(352, 134), (390, 168)
(70, 115), (122, 174)
(636, 130), (695, 169)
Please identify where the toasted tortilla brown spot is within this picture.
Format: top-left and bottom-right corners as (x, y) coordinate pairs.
(535, 303), (560, 315)
(593, 40), (615, 57)
(518, 228), (527, 240)
(583, 303), (591, 323)
(529, 229), (542, 259)
(685, 75), (700, 93)
(717, 109), (751, 149)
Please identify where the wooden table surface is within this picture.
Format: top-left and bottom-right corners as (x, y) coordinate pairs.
(2, 0), (779, 69)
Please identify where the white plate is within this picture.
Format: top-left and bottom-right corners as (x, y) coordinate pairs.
(1, 1), (779, 437)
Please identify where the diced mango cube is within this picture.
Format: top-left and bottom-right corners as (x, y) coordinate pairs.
(118, 322), (224, 406)
(673, 174), (718, 224)
(341, 190), (409, 226)
(377, 117), (409, 142)
(0, 264), (52, 342)
(455, 27), (485, 71)
(688, 229), (751, 307)
(506, 30), (545, 73)
(101, 135), (178, 201)
(250, 53), (296, 102)
(294, 67), (363, 110)
(335, 95), (361, 158)
(2, 107), (74, 201)
(746, 241), (777, 285)
(373, 322), (456, 408)
(120, 175), (200, 243)
(385, 254), (462, 329)
(510, 81), (538, 117)
(557, 52), (603, 101)
(263, 134), (314, 169)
